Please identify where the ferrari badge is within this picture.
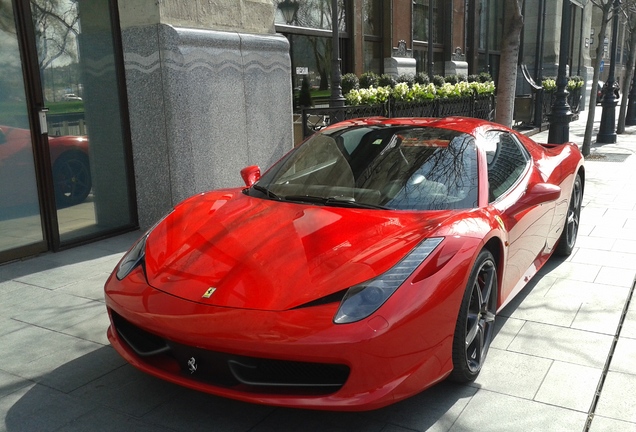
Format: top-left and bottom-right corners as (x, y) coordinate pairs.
(187, 357), (197, 374)
(202, 287), (216, 298)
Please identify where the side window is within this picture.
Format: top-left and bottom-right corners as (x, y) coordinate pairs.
(484, 131), (530, 202)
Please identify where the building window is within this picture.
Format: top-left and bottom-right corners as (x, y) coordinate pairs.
(413, 0), (443, 43)
(363, 0), (382, 73)
(274, 0), (349, 106)
(289, 34), (333, 91)
(479, 0), (503, 51)
(413, 49), (444, 75)
(363, 0), (382, 36)
(274, 0), (346, 31)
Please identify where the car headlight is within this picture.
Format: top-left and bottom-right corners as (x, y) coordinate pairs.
(116, 234), (149, 280)
(116, 210), (173, 280)
(334, 237), (443, 324)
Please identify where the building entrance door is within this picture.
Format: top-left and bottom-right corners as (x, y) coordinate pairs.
(0, 0), (48, 261)
(1, 0), (136, 264)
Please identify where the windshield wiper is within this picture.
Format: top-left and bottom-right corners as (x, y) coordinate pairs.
(252, 184), (281, 200)
(283, 195), (389, 210)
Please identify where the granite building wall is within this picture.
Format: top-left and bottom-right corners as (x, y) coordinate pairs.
(118, 1), (293, 228)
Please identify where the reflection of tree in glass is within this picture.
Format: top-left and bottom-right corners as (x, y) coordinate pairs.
(357, 129), (478, 210)
(31, 0), (80, 74)
(392, 136), (477, 210)
(275, 0), (345, 91)
(0, 1), (16, 34)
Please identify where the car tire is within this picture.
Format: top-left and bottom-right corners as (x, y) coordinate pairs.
(53, 151), (92, 208)
(554, 174), (582, 257)
(448, 249), (497, 383)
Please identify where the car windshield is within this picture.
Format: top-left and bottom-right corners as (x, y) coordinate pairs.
(251, 125), (478, 211)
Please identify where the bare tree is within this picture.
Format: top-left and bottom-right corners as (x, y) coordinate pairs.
(583, 0), (614, 156)
(617, 2), (636, 133)
(494, 0), (523, 127)
(31, 0), (80, 75)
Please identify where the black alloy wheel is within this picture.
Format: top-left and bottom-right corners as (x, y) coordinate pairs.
(449, 249), (497, 382)
(555, 174), (582, 256)
(52, 152), (92, 208)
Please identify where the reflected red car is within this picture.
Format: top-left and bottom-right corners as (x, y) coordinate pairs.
(104, 117), (584, 411)
(0, 125), (91, 208)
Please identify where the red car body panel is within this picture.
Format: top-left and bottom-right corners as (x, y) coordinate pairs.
(104, 117), (584, 410)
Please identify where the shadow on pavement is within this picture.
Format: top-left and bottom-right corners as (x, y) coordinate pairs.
(5, 344), (478, 432)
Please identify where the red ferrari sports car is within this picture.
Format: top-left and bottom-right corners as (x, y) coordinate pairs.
(104, 117), (584, 411)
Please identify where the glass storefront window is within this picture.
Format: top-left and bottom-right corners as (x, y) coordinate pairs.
(288, 35), (331, 92)
(274, 0), (346, 31)
(0, 1), (46, 257)
(31, 0), (135, 243)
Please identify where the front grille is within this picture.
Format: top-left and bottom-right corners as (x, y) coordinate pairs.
(110, 310), (350, 394)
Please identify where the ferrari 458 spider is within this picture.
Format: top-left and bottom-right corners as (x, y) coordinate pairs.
(104, 117), (584, 411)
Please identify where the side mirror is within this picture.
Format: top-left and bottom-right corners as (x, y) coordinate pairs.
(240, 165), (261, 187)
(511, 183), (561, 215)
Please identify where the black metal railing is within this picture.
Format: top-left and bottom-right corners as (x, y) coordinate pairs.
(542, 88), (581, 124)
(301, 94), (495, 139)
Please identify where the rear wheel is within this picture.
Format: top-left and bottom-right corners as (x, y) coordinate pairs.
(448, 249), (497, 383)
(555, 174), (582, 256)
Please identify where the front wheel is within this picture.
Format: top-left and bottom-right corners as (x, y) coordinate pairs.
(52, 152), (92, 208)
(448, 249), (498, 383)
(555, 174), (582, 256)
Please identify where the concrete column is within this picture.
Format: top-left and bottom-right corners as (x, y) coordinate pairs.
(118, 0), (293, 228)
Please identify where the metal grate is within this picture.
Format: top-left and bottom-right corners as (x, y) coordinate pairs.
(585, 152), (631, 163)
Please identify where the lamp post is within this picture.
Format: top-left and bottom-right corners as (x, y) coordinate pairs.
(428, 0), (434, 79)
(277, 0), (298, 24)
(534, 0), (546, 127)
(330, 0), (345, 107)
(597, 0), (621, 143)
(548, 0), (573, 144)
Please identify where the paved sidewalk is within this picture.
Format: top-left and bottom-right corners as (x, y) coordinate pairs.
(1, 109), (636, 432)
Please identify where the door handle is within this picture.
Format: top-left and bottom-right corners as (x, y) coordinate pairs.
(38, 107), (49, 135)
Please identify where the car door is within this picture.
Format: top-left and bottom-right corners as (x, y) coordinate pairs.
(482, 130), (556, 300)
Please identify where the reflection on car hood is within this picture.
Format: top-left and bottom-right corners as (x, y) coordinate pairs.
(144, 189), (452, 311)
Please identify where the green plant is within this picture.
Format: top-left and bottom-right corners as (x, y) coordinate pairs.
(378, 73), (397, 88)
(432, 75), (446, 87)
(345, 86), (391, 105)
(542, 78), (557, 92)
(411, 83), (437, 101)
(344, 79), (496, 106)
(359, 71), (379, 88)
(478, 72), (493, 83)
(467, 74), (479, 83)
(457, 74), (467, 82)
(298, 76), (314, 107)
(396, 73), (415, 86)
(567, 76), (584, 91)
(341, 73), (359, 95)
(414, 72), (430, 85)
(445, 74), (459, 85)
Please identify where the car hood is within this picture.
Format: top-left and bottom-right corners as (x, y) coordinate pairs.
(144, 189), (452, 311)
